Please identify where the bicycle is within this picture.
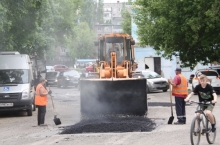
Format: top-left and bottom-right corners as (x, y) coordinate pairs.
(189, 100), (216, 145)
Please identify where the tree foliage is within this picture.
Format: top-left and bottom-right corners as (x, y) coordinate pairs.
(134, 0), (220, 68)
(79, 0), (104, 29)
(67, 22), (96, 59)
(121, 4), (131, 35)
(0, 0), (44, 56)
(0, 0), (103, 60)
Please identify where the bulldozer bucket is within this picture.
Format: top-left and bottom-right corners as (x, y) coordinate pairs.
(80, 78), (147, 116)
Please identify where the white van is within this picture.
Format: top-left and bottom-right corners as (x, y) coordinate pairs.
(0, 51), (35, 116)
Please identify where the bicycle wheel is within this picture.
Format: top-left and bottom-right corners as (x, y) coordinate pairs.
(206, 115), (216, 144)
(190, 116), (201, 145)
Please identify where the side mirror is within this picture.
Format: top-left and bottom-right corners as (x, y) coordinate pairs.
(145, 64), (149, 70)
(131, 40), (135, 45)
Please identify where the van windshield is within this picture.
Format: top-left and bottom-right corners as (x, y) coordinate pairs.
(0, 70), (29, 84)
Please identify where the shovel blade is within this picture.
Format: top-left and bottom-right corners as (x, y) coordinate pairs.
(53, 116), (61, 125)
(168, 116), (174, 124)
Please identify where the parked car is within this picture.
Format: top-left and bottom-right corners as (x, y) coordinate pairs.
(209, 65), (220, 75)
(85, 64), (95, 72)
(192, 69), (220, 93)
(140, 70), (169, 93)
(46, 66), (55, 72)
(57, 70), (80, 88)
(46, 71), (59, 86)
(54, 64), (69, 72)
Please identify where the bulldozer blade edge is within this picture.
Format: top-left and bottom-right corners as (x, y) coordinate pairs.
(80, 78), (147, 116)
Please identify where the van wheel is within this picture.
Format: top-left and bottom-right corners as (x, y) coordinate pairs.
(27, 109), (33, 116)
(163, 89), (168, 92)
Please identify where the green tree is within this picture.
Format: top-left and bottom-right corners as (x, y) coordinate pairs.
(67, 22), (96, 59)
(134, 0), (220, 68)
(79, 0), (104, 28)
(121, 4), (131, 35)
(0, 0), (98, 60)
(96, 0), (104, 24)
(0, 0), (44, 55)
(0, 0), (81, 59)
(44, 0), (81, 59)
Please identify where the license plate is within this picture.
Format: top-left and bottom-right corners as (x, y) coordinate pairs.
(0, 103), (13, 107)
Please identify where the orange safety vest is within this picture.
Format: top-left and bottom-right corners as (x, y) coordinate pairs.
(172, 74), (188, 96)
(35, 84), (48, 106)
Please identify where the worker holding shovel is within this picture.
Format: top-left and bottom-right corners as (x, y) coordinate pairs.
(168, 68), (188, 125)
(35, 78), (52, 126)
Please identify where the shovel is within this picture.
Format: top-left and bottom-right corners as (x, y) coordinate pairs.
(50, 94), (61, 125)
(48, 86), (61, 125)
(168, 84), (174, 124)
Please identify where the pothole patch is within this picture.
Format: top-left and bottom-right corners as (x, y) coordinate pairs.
(60, 115), (156, 134)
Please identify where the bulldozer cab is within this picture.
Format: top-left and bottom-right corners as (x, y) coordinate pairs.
(106, 43), (123, 64)
(99, 34), (133, 65)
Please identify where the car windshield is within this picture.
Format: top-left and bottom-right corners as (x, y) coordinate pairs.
(63, 70), (80, 77)
(0, 69), (29, 84)
(199, 71), (218, 77)
(142, 71), (161, 79)
(46, 72), (58, 79)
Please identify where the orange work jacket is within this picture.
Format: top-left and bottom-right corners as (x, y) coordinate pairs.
(35, 84), (48, 106)
(172, 74), (188, 96)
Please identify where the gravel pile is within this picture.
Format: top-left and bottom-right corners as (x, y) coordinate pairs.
(61, 115), (156, 134)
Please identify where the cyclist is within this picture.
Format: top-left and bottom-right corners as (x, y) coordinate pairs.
(196, 72), (212, 84)
(185, 74), (217, 132)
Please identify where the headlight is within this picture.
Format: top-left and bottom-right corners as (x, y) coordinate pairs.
(21, 89), (30, 99)
(55, 79), (58, 82)
(65, 77), (70, 80)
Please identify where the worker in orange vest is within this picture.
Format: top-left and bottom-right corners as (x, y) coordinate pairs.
(168, 68), (188, 125)
(35, 78), (52, 126)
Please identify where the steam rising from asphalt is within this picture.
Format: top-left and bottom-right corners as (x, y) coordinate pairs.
(80, 79), (115, 115)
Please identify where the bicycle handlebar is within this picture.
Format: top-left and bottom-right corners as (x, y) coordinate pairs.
(189, 100), (212, 105)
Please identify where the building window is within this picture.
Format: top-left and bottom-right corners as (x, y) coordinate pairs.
(104, 27), (111, 32)
(62, 48), (65, 52)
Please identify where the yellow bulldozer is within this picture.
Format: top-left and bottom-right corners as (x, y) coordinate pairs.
(80, 33), (147, 116)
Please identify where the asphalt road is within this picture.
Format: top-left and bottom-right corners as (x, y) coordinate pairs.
(0, 85), (219, 145)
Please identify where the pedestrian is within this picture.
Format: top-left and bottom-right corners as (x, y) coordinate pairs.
(185, 74), (217, 132)
(168, 68), (188, 124)
(35, 78), (52, 126)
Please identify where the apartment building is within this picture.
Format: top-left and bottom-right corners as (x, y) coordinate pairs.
(94, 1), (124, 36)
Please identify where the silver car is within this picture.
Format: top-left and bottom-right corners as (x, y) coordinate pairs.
(141, 70), (169, 93)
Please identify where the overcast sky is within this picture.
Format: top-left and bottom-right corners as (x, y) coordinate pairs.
(103, 0), (128, 3)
